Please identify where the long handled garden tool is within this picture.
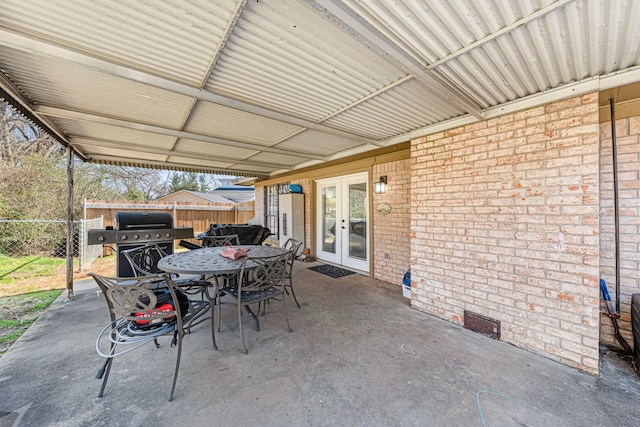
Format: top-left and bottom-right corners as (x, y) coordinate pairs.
(600, 278), (632, 354)
(600, 99), (632, 355)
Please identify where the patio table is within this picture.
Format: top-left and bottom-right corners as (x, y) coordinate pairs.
(157, 245), (287, 332)
(158, 245), (286, 275)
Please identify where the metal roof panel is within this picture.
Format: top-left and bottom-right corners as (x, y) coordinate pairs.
(205, 0), (407, 123)
(0, 47), (193, 129)
(247, 151), (311, 167)
(325, 79), (463, 139)
(273, 129), (363, 156)
(0, 0), (242, 85)
(1, 0), (639, 177)
(185, 101), (303, 145)
(173, 138), (257, 160)
(82, 145), (167, 163)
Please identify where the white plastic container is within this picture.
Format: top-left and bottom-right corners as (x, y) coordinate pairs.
(402, 285), (411, 299)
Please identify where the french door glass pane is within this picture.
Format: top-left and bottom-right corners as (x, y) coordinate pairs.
(348, 183), (366, 260)
(322, 186), (337, 254)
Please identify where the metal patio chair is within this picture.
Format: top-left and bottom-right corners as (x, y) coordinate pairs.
(217, 252), (292, 354)
(201, 234), (241, 247)
(89, 273), (194, 401)
(281, 238), (303, 308)
(121, 243), (166, 276)
(121, 244), (213, 345)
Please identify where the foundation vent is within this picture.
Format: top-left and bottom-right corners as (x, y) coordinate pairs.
(464, 310), (501, 340)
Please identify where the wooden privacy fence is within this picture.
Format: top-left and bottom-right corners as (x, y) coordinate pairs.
(84, 199), (256, 251)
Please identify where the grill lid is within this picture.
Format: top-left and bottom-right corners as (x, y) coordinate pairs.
(115, 212), (173, 230)
(87, 212), (193, 245)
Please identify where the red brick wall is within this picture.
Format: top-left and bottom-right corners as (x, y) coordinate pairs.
(373, 160), (411, 285)
(599, 115), (640, 349)
(411, 94), (601, 373)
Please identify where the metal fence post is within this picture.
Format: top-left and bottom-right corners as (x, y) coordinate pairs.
(65, 147), (74, 301)
(79, 198), (87, 272)
(78, 219), (85, 273)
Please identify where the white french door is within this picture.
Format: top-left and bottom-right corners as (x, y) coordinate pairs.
(316, 172), (369, 272)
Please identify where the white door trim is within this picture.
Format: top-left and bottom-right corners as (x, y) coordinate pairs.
(315, 172), (369, 272)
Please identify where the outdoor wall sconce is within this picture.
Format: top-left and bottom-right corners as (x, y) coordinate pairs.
(374, 176), (387, 194)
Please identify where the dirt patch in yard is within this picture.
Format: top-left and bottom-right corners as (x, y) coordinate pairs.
(74, 256), (117, 281)
(0, 256), (116, 297)
(0, 256), (115, 354)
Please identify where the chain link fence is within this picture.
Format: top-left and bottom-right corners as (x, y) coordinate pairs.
(0, 217), (103, 272)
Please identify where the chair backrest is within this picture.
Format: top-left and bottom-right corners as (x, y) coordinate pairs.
(89, 273), (183, 326)
(239, 252), (290, 292)
(202, 234), (240, 247)
(281, 238), (303, 257)
(122, 244), (168, 277)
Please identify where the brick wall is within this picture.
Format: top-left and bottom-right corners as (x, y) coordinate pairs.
(411, 94), (601, 373)
(373, 159), (411, 285)
(599, 115), (640, 349)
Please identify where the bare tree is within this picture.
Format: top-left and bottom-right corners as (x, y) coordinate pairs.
(0, 102), (63, 164)
(1, 101), (228, 217)
(107, 166), (170, 200)
(0, 102), (68, 219)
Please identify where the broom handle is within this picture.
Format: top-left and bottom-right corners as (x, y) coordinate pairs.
(610, 98), (621, 315)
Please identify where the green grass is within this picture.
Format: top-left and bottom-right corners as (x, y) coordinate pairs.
(11, 290), (62, 311)
(0, 254), (65, 279)
(0, 318), (36, 345)
(0, 318), (35, 329)
(0, 253), (114, 355)
(0, 329), (29, 345)
(0, 289), (63, 354)
(0, 255), (67, 296)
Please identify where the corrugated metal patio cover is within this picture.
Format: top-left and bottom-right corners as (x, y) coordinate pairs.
(1, 0), (639, 177)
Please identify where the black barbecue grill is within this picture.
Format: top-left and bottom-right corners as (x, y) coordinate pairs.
(88, 212), (193, 277)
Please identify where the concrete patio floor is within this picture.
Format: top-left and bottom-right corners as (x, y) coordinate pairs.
(1, 261), (640, 426)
